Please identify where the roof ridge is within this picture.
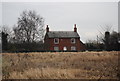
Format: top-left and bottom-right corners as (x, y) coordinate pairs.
(47, 31), (80, 38)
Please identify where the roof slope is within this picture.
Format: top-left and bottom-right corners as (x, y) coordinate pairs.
(46, 31), (80, 38)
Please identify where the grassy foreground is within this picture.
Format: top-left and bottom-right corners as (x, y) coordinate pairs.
(2, 51), (119, 79)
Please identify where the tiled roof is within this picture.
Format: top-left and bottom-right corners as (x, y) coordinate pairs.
(47, 31), (80, 38)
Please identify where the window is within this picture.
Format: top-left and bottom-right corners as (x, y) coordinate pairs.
(71, 46), (76, 51)
(71, 38), (75, 44)
(54, 38), (59, 44)
(54, 46), (59, 51)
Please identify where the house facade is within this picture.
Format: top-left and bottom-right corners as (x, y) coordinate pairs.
(44, 24), (86, 51)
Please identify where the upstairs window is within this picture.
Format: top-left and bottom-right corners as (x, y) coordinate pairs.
(54, 38), (59, 44)
(71, 38), (75, 44)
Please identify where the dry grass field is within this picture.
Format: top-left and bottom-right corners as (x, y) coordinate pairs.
(2, 51), (119, 79)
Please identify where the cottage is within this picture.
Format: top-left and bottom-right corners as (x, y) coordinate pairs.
(44, 24), (86, 51)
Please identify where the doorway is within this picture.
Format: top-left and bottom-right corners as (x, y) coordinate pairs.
(63, 46), (67, 51)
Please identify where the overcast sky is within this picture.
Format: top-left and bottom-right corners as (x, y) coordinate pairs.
(1, 2), (118, 43)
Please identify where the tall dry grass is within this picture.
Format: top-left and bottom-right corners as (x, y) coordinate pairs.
(2, 51), (119, 79)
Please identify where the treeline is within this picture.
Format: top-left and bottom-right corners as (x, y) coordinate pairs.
(2, 29), (120, 52)
(4, 42), (44, 52)
(1, 10), (45, 52)
(85, 31), (120, 51)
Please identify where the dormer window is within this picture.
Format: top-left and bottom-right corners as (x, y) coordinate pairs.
(71, 38), (75, 44)
(54, 38), (59, 44)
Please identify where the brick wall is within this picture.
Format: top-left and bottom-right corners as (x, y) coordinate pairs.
(45, 38), (85, 51)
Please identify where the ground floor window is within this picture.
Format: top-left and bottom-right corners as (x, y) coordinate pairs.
(71, 46), (76, 51)
(54, 46), (59, 51)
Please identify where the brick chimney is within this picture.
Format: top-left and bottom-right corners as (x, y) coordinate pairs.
(46, 25), (49, 32)
(74, 24), (77, 32)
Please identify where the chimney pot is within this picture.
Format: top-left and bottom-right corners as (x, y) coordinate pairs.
(46, 25), (49, 32)
(74, 24), (77, 32)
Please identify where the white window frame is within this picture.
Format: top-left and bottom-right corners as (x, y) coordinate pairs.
(71, 46), (76, 51)
(54, 46), (59, 51)
(71, 38), (76, 44)
(54, 38), (59, 44)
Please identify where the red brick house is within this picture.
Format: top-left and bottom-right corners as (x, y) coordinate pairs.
(44, 24), (86, 51)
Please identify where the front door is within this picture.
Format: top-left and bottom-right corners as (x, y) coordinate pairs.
(63, 46), (67, 51)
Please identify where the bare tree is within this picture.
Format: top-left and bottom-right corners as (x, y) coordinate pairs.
(0, 25), (14, 43)
(98, 25), (119, 50)
(1, 25), (10, 51)
(98, 24), (112, 43)
(13, 10), (45, 43)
